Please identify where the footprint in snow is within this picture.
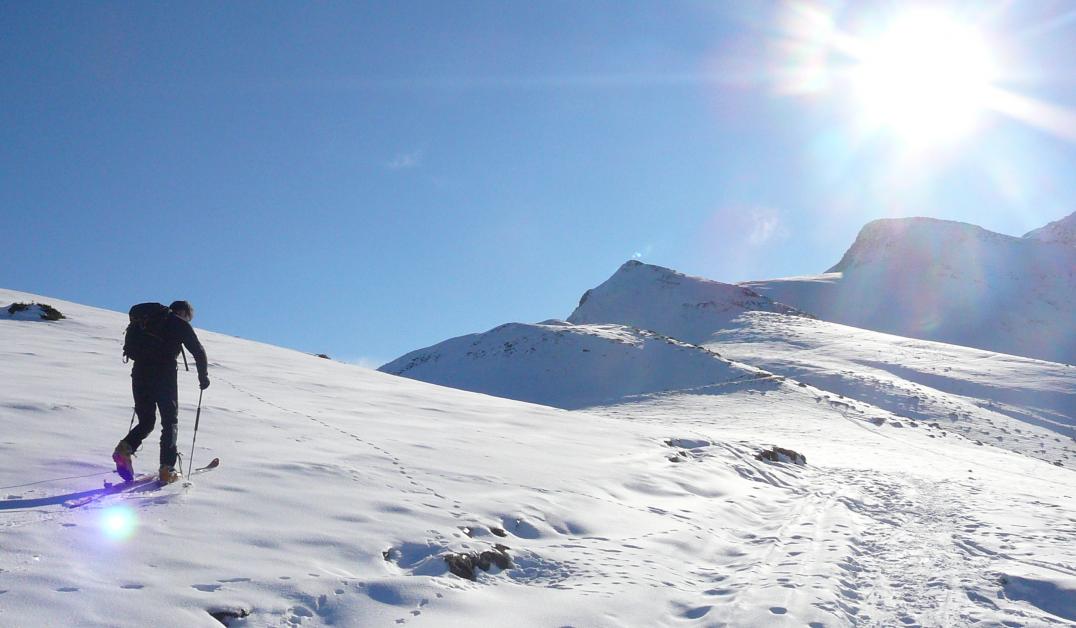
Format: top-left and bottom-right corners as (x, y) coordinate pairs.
(769, 606), (787, 614)
(680, 605), (712, 619)
(56, 587), (79, 593)
(192, 583), (222, 592)
(120, 584), (144, 590)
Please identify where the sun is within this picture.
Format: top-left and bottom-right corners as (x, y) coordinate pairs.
(849, 10), (998, 145)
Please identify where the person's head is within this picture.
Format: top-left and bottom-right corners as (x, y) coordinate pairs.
(169, 300), (194, 322)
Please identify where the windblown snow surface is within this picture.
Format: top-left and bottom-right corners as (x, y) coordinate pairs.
(5, 284), (1076, 627)
(740, 216), (1076, 364)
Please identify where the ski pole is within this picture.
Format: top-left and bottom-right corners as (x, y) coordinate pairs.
(187, 389), (204, 479)
(128, 408), (136, 432)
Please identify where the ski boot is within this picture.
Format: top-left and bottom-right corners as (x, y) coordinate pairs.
(113, 440), (134, 482)
(158, 465), (181, 485)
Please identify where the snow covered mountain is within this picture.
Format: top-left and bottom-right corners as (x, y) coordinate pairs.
(5, 289), (1076, 626)
(380, 321), (768, 409)
(567, 260), (809, 344)
(1024, 210), (1076, 247)
(743, 216), (1076, 363)
(382, 264), (1074, 466)
(383, 247), (1074, 463)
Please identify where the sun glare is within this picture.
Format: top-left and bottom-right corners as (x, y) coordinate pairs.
(849, 10), (997, 144)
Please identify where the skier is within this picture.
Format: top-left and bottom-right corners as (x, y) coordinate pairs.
(113, 300), (209, 484)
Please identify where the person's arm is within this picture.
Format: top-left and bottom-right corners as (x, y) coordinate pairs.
(180, 321), (210, 388)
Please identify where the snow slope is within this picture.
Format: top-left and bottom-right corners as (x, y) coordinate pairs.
(707, 311), (1076, 467)
(379, 321), (768, 409)
(742, 217), (1076, 363)
(594, 383), (1076, 627)
(4, 288), (1076, 627)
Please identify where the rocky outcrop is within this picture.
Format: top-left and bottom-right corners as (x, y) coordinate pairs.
(443, 544), (512, 580)
(3, 302), (65, 321)
(756, 446), (806, 465)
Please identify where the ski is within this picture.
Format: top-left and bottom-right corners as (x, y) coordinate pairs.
(63, 458), (220, 509)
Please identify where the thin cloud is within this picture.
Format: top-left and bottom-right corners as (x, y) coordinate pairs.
(748, 208), (788, 245)
(632, 244), (655, 260)
(340, 355), (386, 369)
(387, 150), (423, 170)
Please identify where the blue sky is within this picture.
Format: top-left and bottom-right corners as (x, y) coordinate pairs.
(4, 1), (1076, 364)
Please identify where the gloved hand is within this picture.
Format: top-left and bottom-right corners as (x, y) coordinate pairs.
(199, 374), (211, 390)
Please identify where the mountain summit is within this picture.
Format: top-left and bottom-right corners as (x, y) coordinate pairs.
(745, 216), (1076, 363)
(825, 217), (1014, 273)
(567, 260), (808, 345)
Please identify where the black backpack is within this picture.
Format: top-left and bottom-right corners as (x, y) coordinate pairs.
(123, 303), (172, 363)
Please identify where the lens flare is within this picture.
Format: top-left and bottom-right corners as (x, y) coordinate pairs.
(101, 506), (137, 540)
(770, 2), (1076, 151)
(850, 9), (998, 144)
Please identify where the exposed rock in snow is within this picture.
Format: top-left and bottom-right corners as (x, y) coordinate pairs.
(207, 607), (252, 625)
(756, 446), (806, 465)
(2, 301), (65, 321)
(743, 216), (1076, 363)
(443, 544), (513, 580)
(1024, 210), (1076, 247)
(567, 260), (809, 345)
(379, 320), (768, 409)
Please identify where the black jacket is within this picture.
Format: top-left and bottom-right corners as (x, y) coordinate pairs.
(132, 313), (208, 379)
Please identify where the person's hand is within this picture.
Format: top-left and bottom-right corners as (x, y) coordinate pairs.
(199, 374), (210, 390)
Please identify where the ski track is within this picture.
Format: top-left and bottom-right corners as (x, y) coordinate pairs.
(595, 385), (1076, 627)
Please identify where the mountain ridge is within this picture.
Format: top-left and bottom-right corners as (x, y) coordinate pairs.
(745, 214), (1076, 363)
(1024, 210), (1076, 247)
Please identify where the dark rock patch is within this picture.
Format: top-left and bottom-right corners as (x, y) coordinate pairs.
(444, 544), (512, 580)
(756, 446), (806, 465)
(208, 607), (252, 625)
(4, 302), (65, 321)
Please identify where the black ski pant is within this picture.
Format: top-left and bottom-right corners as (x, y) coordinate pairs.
(123, 369), (180, 468)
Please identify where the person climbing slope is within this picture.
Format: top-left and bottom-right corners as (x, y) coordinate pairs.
(113, 300), (209, 484)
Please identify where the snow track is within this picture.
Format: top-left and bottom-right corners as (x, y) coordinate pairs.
(597, 382), (1076, 626)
